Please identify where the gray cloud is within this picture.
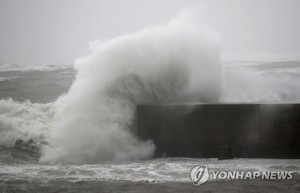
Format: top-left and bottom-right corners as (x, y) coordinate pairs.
(0, 0), (299, 65)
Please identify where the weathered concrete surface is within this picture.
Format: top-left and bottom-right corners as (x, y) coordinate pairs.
(136, 104), (300, 158)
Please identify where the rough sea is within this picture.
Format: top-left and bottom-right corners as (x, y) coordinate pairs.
(0, 61), (300, 192)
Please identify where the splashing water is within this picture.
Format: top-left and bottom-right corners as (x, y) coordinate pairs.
(39, 10), (222, 164)
(0, 10), (300, 164)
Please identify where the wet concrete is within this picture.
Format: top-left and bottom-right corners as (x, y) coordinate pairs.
(136, 104), (300, 158)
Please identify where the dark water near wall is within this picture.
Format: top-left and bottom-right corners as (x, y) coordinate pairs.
(0, 63), (300, 192)
(2, 179), (300, 193)
(1, 149), (299, 193)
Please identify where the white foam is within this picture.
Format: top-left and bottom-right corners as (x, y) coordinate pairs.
(0, 99), (54, 148)
(40, 9), (222, 164)
(0, 63), (71, 72)
(0, 158), (299, 183)
(0, 77), (18, 82)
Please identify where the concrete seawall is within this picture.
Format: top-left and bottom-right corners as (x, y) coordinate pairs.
(136, 104), (300, 158)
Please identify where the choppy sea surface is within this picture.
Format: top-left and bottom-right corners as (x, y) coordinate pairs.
(0, 62), (300, 192)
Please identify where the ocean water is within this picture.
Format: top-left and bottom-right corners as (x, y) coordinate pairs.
(1, 11), (300, 192)
(0, 65), (74, 103)
(0, 62), (300, 192)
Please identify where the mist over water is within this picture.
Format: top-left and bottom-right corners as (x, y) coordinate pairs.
(40, 11), (222, 164)
(0, 10), (300, 164)
(221, 62), (300, 102)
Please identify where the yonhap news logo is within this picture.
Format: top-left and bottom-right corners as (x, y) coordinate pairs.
(190, 165), (294, 186)
(190, 165), (209, 186)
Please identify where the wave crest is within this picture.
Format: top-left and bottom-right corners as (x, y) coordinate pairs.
(39, 11), (222, 164)
(0, 99), (54, 149)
